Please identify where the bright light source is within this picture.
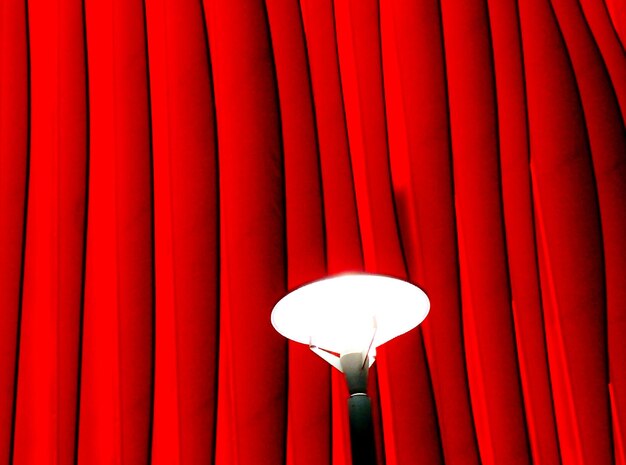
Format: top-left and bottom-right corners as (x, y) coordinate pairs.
(271, 273), (429, 369)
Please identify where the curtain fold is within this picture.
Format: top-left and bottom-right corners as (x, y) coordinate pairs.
(0, 1), (28, 463)
(0, 0), (624, 463)
(79, 0), (154, 463)
(380, 0), (481, 463)
(13, 0), (87, 463)
(487, 0), (561, 463)
(145, 0), (219, 462)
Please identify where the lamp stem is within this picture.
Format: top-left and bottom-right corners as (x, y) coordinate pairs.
(340, 353), (377, 465)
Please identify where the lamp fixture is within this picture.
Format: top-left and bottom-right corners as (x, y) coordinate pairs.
(271, 272), (430, 465)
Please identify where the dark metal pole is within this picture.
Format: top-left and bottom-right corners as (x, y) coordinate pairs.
(340, 353), (377, 465)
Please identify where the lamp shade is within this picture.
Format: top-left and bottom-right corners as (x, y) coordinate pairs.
(271, 273), (429, 357)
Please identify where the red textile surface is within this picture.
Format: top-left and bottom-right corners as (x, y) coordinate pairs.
(0, 0), (624, 463)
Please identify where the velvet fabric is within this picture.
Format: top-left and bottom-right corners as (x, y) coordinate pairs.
(0, 0), (624, 463)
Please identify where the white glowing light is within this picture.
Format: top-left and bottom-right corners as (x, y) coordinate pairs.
(271, 273), (429, 368)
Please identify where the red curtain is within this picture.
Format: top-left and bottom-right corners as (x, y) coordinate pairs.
(1, 0), (625, 463)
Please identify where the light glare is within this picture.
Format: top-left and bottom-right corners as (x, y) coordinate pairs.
(271, 273), (429, 357)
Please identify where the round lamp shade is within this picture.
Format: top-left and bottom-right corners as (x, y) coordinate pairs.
(271, 273), (429, 357)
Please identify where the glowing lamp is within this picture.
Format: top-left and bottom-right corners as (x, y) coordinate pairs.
(271, 273), (429, 369)
(271, 273), (430, 465)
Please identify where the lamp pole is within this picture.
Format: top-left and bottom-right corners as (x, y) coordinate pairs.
(341, 353), (377, 465)
(270, 273), (430, 465)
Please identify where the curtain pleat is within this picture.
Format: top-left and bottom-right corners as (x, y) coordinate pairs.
(486, 0), (561, 463)
(145, 0), (219, 462)
(440, 0), (532, 462)
(13, 0), (87, 463)
(604, 0), (626, 49)
(263, 1), (330, 465)
(0, 0), (624, 463)
(551, 1), (626, 461)
(79, 0), (154, 463)
(204, 0), (287, 463)
(0, 1), (29, 463)
(380, 0), (482, 463)
(520, 0), (618, 462)
(578, 0), (626, 122)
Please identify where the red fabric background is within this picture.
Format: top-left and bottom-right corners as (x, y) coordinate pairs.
(0, 0), (624, 463)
